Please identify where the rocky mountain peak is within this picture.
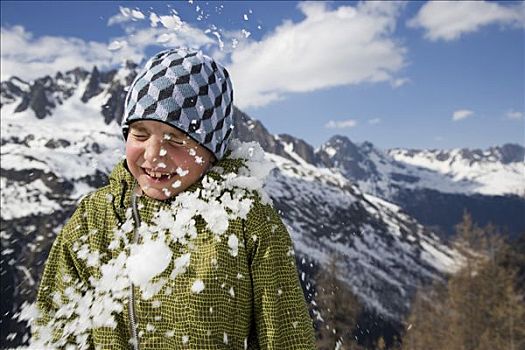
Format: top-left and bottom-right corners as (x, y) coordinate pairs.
(493, 143), (524, 164)
(81, 66), (104, 103)
(317, 135), (381, 180)
(277, 133), (319, 165)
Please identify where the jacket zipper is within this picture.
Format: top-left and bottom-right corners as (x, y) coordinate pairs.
(129, 187), (141, 350)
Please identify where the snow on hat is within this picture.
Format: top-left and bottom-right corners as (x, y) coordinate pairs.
(122, 48), (234, 161)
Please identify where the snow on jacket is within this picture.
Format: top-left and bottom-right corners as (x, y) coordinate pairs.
(33, 146), (316, 349)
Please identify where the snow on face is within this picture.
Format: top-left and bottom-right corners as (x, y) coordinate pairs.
(125, 120), (215, 200)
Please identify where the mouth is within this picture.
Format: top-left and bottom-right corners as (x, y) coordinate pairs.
(141, 167), (176, 182)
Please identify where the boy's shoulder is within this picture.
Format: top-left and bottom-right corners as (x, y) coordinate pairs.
(72, 160), (132, 219)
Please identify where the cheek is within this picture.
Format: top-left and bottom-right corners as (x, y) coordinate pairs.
(166, 148), (195, 167)
(125, 142), (144, 164)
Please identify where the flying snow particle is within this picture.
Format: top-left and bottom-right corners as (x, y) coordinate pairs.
(160, 14), (184, 30)
(227, 234), (238, 257)
(150, 12), (160, 27)
(241, 29), (251, 38)
(108, 40), (126, 51)
(176, 167), (189, 177)
(131, 9), (145, 20)
(171, 253), (191, 279)
(156, 33), (172, 43)
(211, 31), (224, 50)
(191, 279), (205, 293)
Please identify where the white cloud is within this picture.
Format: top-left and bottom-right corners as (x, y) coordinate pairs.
(506, 110), (524, 120)
(368, 118), (381, 125)
(452, 109), (474, 121)
(228, 1), (407, 108)
(0, 23), (213, 82)
(0, 26), (140, 81)
(325, 119), (358, 129)
(408, 1), (525, 41)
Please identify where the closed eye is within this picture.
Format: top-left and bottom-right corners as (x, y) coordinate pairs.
(130, 132), (149, 141)
(168, 139), (186, 146)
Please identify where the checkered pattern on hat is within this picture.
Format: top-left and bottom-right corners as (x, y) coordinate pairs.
(122, 48), (234, 160)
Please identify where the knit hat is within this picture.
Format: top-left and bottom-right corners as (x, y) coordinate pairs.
(122, 48), (234, 161)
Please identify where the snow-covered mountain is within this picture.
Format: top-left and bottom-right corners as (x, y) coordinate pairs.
(312, 136), (525, 237)
(316, 135), (524, 198)
(1, 62), (516, 347)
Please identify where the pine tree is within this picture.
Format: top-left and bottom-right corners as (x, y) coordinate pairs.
(314, 253), (363, 350)
(402, 281), (448, 350)
(401, 214), (525, 350)
(448, 217), (525, 350)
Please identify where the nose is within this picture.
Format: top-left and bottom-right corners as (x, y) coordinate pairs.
(143, 136), (162, 164)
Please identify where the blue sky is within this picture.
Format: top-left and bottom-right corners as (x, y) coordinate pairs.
(1, 1), (524, 150)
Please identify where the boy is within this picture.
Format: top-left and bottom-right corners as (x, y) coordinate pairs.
(32, 49), (316, 349)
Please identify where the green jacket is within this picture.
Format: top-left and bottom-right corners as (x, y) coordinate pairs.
(35, 155), (316, 349)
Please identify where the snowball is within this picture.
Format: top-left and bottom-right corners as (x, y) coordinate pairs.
(126, 240), (172, 286)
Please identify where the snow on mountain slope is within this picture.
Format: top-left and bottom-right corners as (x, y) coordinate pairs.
(388, 146), (524, 196)
(264, 152), (461, 318)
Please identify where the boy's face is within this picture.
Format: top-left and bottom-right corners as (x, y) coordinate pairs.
(125, 120), (215, 200)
